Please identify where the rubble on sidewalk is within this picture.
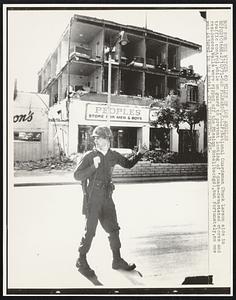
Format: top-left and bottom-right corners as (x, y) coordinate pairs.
(14, 153), (82, 172)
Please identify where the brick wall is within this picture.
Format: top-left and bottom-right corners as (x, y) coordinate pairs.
(113, 161), (207, 180)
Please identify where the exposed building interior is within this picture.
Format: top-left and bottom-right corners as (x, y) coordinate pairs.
(38, 14), (202, 108)
(37, 14), (204, 154)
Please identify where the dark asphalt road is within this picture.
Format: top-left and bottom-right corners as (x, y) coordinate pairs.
(8, 181), (208, 288)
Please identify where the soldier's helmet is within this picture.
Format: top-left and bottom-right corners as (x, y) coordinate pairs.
(92, 126), (113, 140)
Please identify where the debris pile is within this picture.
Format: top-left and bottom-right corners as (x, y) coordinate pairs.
(14, 154), (82, 171)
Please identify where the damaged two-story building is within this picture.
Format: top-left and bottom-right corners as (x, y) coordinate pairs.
(38, 14), (206, 156)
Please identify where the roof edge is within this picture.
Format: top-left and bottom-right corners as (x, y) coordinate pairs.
(73, 14), (202, 50)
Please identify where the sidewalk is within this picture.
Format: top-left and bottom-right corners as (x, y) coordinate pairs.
(14, 169), (206, 186)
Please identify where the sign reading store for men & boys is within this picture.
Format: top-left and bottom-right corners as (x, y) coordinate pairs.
(85, 103), (150, 123)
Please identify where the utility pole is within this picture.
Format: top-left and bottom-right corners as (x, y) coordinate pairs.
(107, 31), (129, 128)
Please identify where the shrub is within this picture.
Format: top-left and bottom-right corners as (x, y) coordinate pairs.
(142, 150), (207, 163)
(174, 152), (207, 163)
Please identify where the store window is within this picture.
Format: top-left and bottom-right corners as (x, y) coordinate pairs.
(150, 128), (170, 151)
(111, 127), (137, 149)
(78, 126), (95, 153)
(14, 131), (42, 142)
(77, 125), (138, 152)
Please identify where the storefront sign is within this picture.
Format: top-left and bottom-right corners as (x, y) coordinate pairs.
(149, 108), (160, 122)
(13, 110), (34, 123)
(86, 103), (149, 122)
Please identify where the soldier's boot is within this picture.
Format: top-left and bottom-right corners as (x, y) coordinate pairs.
(76, 254), (95, 277)
(112, 249), (136, 271)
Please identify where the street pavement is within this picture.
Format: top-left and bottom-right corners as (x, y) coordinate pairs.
(8, 181), (208, 289)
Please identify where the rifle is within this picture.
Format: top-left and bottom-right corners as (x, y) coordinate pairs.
(81, 179), (88, 215)
(81, 168), (98, 216)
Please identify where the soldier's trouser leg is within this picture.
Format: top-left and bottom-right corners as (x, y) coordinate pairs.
(77, 190), (105, 277)
(99, 198), (121, 252)
(78, 200), (100, 255)
(100, 198), (136, 271)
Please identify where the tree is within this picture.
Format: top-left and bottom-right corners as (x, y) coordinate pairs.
(150, 97), (207, 153)
(177, 102), (207, 153)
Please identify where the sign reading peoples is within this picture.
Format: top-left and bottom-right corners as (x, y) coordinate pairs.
(86, 103), (149, 123)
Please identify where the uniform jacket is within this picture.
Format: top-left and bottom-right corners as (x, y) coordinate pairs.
(74, 148), (142, 214)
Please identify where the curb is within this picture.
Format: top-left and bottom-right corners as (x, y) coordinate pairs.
(14, 176), (207, 187)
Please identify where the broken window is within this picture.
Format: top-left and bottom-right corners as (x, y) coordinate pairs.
(71, 20), (103, 60)
(168, 45), (179, 71)
(121, 70), (143, 96)
(167, 77), (179, 95)
(104, 28), (121, 62)
(103, 66), (119, 94)
(146, 40), (167, 70)
(14, 132), (42, 142)
(120, 34), (144, 66)
(70, 43), (92, 60)
(145, 74), (165, 99)
(187, 85), (198, 102)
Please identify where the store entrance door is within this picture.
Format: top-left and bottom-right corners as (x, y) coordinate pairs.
(111, 127), (137, 149)
(179, 129), (199, 153)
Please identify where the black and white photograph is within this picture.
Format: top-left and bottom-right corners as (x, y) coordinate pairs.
(3, 3), (233, 296)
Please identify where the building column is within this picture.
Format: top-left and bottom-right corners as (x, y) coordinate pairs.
(68, 102), (79, 155)
(197, 121), (205, 152)
(61, 36), (69, 68)
(170, 128), (179, 152)
(176, 46), (181, 70)
(68, 120), (78, 155)
(137, 126), (150, 149)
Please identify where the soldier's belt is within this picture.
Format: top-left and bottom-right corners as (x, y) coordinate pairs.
(92, 179), (114, 190)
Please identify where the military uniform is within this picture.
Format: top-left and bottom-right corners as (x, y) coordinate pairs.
(74, 148), (142, 259)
